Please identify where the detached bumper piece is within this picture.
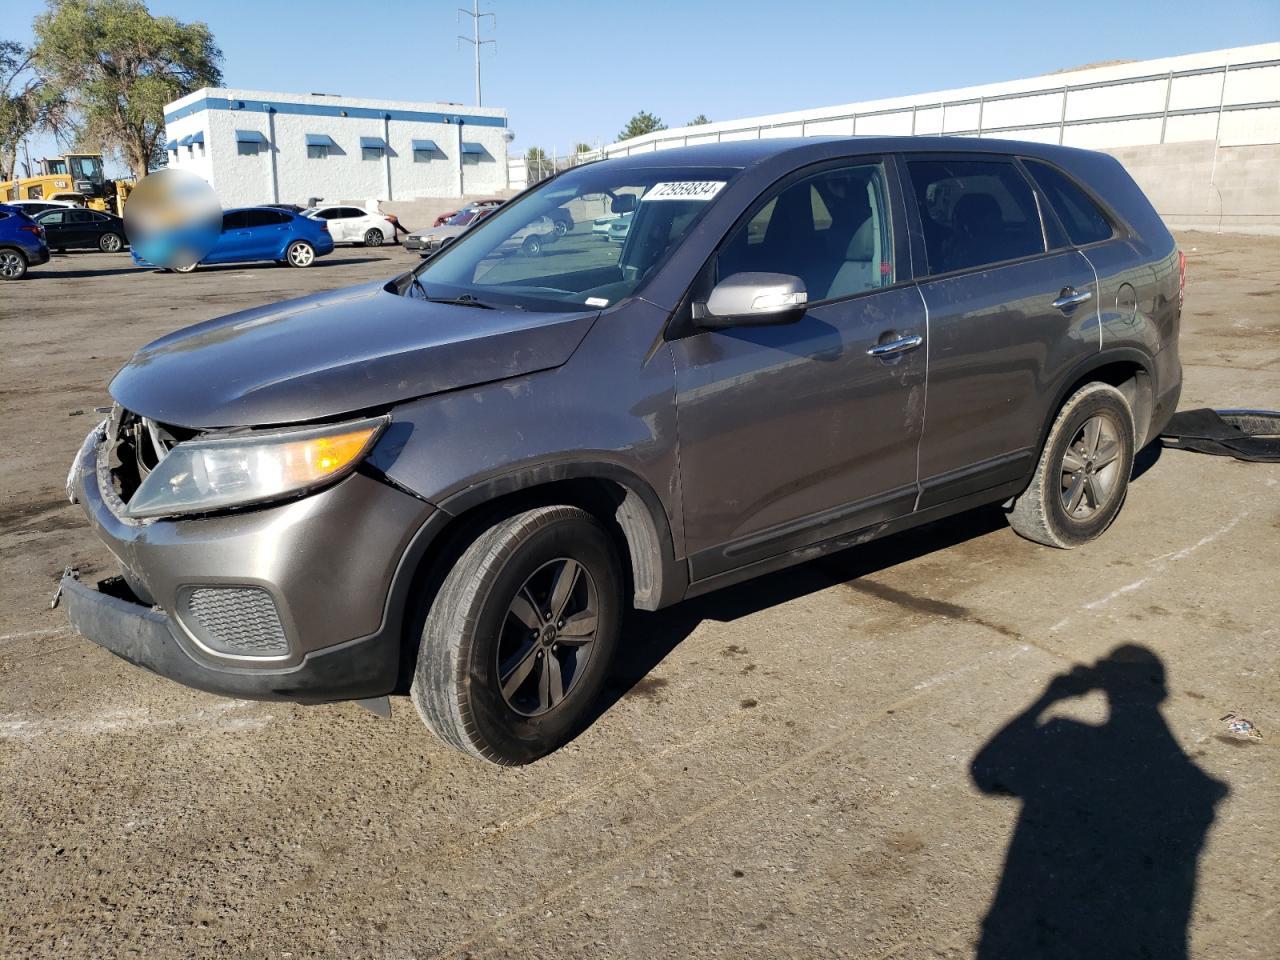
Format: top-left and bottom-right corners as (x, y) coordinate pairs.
(60, 573), (399, 703)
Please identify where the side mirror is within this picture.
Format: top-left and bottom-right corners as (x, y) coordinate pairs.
(610, 194), (636, 214)
(694, 272), (808, 328)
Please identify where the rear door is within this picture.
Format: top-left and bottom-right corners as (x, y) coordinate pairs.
(37, 210), (70, 246)
(901, 154), (1099, 509)
(671, 158), (928, 580)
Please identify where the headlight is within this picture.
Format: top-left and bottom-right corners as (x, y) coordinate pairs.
(124, 417), (387, 519)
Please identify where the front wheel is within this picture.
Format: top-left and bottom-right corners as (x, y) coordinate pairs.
(410, 505), (623, 765)
(286, 240), (315, 267)
(1008, 382), (1136, 548)
(0, 249), (28, 280)
(99, 232), (123, 252)
(363, 228), (384, 247)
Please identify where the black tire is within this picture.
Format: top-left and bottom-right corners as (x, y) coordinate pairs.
(521, 235), (542, 256)
(410, 505), (623, 765)
(553, 218), (569, 238)
(99, 232), (123, 252)
(1008, 382), (1136, 548)
(0, 248), (28, 280)
(363, 228), (384, 247)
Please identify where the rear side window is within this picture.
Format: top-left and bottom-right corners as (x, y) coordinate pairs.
(1023, 159), (1114, 246)
(907, 159), (1045, 275)
(243, 209), (288, 227)
(717, 161), (895, 302)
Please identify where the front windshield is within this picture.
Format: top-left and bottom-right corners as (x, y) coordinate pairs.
(413, 163), (739, 311)
(69, 156), (104, 182)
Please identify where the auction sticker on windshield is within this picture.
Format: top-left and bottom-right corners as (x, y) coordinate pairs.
(643, 181), (726, 201)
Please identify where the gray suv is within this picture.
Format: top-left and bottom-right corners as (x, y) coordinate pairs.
(62, 137), (1183, 764)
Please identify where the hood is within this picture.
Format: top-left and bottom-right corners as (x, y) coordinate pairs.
(109, 281), (597, 429)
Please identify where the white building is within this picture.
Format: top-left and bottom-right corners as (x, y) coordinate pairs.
(163, 87), (510, 208)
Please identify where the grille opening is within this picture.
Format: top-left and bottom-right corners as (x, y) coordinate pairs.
(178, 585), (290, 657)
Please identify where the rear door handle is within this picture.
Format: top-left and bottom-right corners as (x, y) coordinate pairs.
(867, 334), (924, 358)
(1052, 287), (1093, 310)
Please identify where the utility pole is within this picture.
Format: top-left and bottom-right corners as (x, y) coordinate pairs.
(457, 0), (495, 106)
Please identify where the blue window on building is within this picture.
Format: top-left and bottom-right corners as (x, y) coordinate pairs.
(412, 139), (438, 163)
(360, 136), (387, 161)
(306, 133), (335, 159)
(235, 129), (268, 156)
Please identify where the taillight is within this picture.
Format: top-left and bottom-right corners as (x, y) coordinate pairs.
(318, 220), (329, 231)
(19, 225), (41, 238)
(1178, 250), (1186, 307)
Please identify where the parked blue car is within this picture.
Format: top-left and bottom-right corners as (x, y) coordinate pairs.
(0, 204), (51, 280)
(132, 206), (335, 272)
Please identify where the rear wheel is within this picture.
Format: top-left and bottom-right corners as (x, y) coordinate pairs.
(363, 228), (384, 247)
(99, 232), (123, 252)
(410, 505), (623, 765)
(0, 249), (28, 280)
(173, 261), (198, 274)
(521, 235), (542, 256)
(286, 240), (315, 267)
(1008, 382), (1136, 548)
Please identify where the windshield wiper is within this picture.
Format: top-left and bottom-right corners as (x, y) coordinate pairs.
(424, 294), (495, 310)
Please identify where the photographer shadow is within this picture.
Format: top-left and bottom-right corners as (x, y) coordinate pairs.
(971, 645), (1227, 960)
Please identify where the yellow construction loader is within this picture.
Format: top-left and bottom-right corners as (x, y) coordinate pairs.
(1, 153), (133, 215)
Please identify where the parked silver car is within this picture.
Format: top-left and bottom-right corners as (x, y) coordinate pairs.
(63, 137), (1182, 764)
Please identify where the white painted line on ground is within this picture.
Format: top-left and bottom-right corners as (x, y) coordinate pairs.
(0, 700), (272, 739)
(0, 626), (73, 644)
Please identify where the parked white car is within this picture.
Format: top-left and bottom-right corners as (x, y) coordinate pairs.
(303, 205), (396, 246)
(6, 198), (83, 216)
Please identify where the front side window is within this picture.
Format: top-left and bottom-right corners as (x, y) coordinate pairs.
(716, 162), (894, 302)
(414, 163), (739, 312)
(39, 211), (66, 225)
(907, 158), (1046, 275)
(1022, 159), (1114, 247)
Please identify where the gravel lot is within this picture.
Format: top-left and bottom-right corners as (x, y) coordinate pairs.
(0, 234), (1277, 959)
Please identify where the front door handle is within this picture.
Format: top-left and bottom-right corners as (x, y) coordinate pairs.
(867, 334), (923, 358)
(1052, 287), (1093, 311)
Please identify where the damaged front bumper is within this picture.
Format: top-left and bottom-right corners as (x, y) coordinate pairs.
(61, 419), (436, 703)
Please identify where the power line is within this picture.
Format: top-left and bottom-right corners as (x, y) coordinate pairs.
(457, 0), (495, 107)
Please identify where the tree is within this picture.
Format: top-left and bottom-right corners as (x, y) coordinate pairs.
(687, 114), (710, 126)
(574, 142), (591, 154)
(32, 0), (223, 180)
(617, 110), (665, 143)
(0, 41), (64, 182)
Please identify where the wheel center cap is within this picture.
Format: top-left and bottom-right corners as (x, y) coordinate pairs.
(541, 624), (557, 645)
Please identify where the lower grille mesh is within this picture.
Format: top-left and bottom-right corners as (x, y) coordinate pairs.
(182, 586), (289, 656)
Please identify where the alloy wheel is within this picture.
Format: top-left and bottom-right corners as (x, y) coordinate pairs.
(496, 558), (598, 717)
(289, 242), (315, 267)
(0, 250), (24, 279)
(1060, 413), (1123, 519)
(101, 233), (122, 252)
(364, 229), (383, 247)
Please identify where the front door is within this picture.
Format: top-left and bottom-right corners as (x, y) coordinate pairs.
(671, 159), (927, 582)
(902, 155), (1100, 508)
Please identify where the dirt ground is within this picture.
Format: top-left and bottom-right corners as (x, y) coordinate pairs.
(0, 234), (1277, 959)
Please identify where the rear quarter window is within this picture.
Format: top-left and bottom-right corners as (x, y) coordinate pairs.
(907, 158), (1046, 275)
(1022, 159), (1115, 246)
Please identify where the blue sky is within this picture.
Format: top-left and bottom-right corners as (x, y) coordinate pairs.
(7, 0), (1278, 171)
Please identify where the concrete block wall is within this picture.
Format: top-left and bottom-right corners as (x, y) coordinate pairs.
(1106, 141), (1280, 234)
